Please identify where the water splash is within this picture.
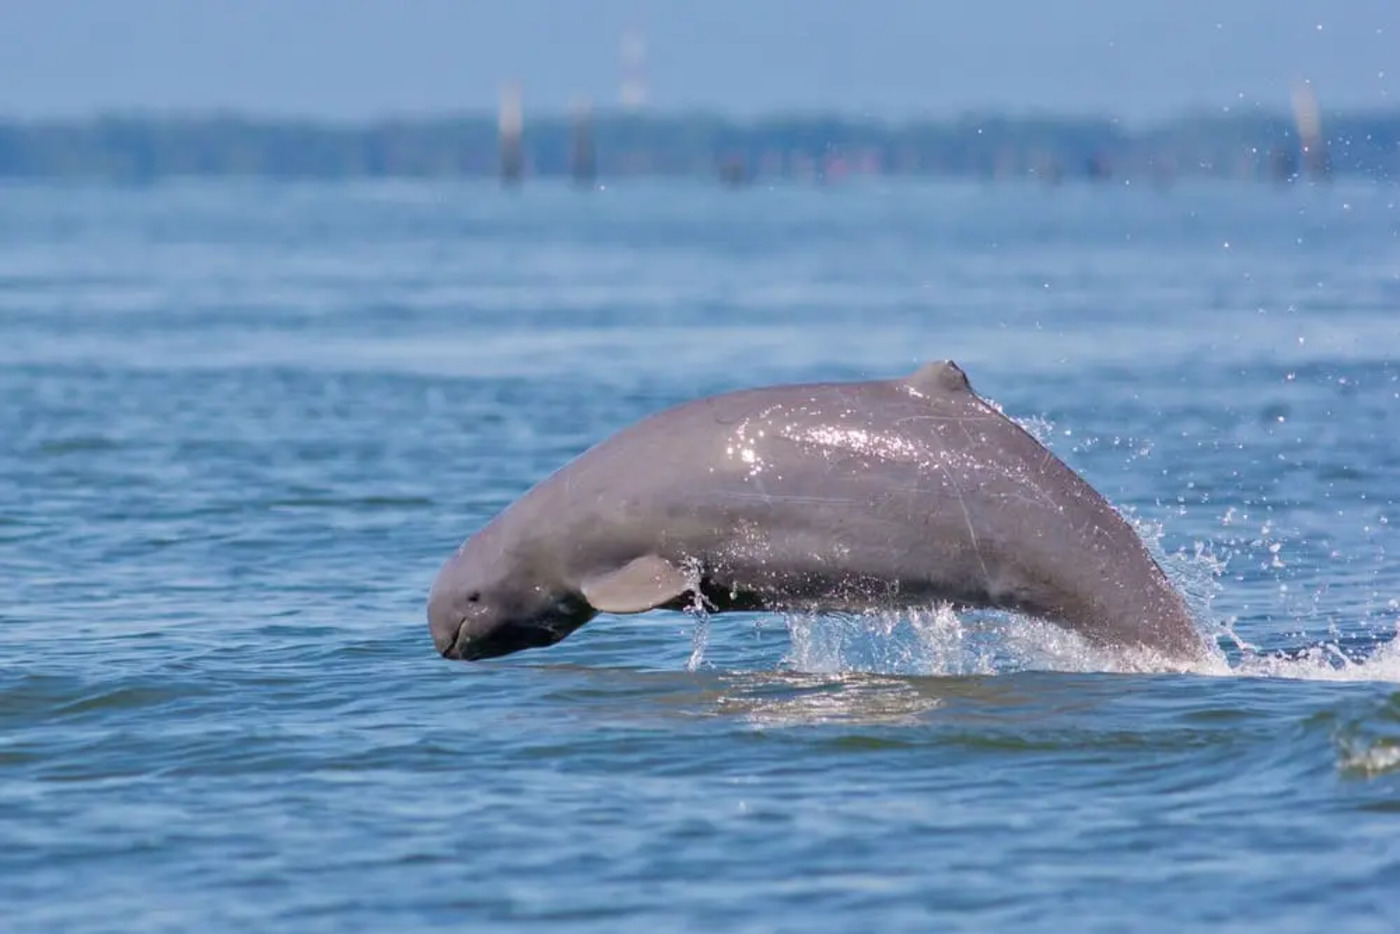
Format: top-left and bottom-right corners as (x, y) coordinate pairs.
(1227, 628), (1400, 683)
(683, 561), (715, 672)
(1012, 413), (1056, 447)
(1123, 479), (1400, 684)
(1139, 519), (1229, 621)
(780, 605), (1196, 678)
(767, 507), (1243, 679)
(773, 604), (1400, 684)
(783, 606), (994, 677)
(685, 611), (711, 672)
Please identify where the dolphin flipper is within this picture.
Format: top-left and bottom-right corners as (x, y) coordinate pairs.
(582, 555), (691, 614)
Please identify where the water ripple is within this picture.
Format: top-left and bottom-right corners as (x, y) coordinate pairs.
(4, 179), (1400, 932)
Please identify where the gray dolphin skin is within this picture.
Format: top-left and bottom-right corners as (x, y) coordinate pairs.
(428, 361), (1208, 666)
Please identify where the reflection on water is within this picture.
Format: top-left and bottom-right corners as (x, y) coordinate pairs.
(715, 671), (944, 727)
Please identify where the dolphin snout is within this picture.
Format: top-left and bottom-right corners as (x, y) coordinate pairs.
(441, 622), (562, 661)
(426, 576), (469, 658)
(435, 619), (469, 659)
(429, 577), (568, 660)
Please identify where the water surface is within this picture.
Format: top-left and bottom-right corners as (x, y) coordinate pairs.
(2, 179), (1398, 932)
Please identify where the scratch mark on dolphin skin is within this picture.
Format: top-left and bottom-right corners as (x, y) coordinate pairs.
(934, 455), (993, 583)
(892, 413), (997, 429)
(978, 463), (1061, 512)
(957, 419), (980, 450)
(723, 490), (863, 508)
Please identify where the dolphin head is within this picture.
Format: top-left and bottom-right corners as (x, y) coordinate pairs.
(427, 529), (595, 661)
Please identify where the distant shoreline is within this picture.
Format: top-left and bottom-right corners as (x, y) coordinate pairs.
(0, 109), (1393, 182)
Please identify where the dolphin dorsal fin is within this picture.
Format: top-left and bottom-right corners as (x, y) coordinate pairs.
(905, 360), (972, 396)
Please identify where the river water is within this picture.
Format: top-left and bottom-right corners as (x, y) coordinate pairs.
(2, 178), (1398, 931)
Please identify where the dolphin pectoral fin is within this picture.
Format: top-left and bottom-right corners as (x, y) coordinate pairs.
(581, 555), (692, 614)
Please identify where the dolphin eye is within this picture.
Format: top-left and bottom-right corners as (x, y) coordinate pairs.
(466, 591), (481, 604)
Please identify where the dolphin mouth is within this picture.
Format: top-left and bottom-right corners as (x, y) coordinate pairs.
(441, 620), (563, 662)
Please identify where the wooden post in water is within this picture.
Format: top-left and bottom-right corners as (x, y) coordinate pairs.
(499, 81), (524, 186)
(1291, 80), (1330, 181)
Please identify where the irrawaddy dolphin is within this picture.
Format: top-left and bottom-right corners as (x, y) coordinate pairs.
(428, 361), (1209, 666)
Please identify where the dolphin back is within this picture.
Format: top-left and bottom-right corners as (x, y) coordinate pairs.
(482, 361), (1207, 665)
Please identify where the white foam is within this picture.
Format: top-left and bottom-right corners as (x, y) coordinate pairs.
(1224, 630), (1400, 683)
(772, 604), (1400, 684)
(1337, 736), (1400, 778)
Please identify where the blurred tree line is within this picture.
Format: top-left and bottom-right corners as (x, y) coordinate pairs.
(0, 110), (1394, 182)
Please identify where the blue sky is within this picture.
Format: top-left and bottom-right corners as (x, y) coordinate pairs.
(0, 0), (1394, 120)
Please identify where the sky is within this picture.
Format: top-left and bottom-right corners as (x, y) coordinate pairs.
(0, 0), (1394, 121)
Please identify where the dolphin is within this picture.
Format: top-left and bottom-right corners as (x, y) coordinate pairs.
(428, 361), (1208, 666)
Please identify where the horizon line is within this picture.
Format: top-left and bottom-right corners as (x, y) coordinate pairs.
(1, 103), (1397, 127)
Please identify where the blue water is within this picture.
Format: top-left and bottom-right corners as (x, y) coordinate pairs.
(3, 179), (1399, 932)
